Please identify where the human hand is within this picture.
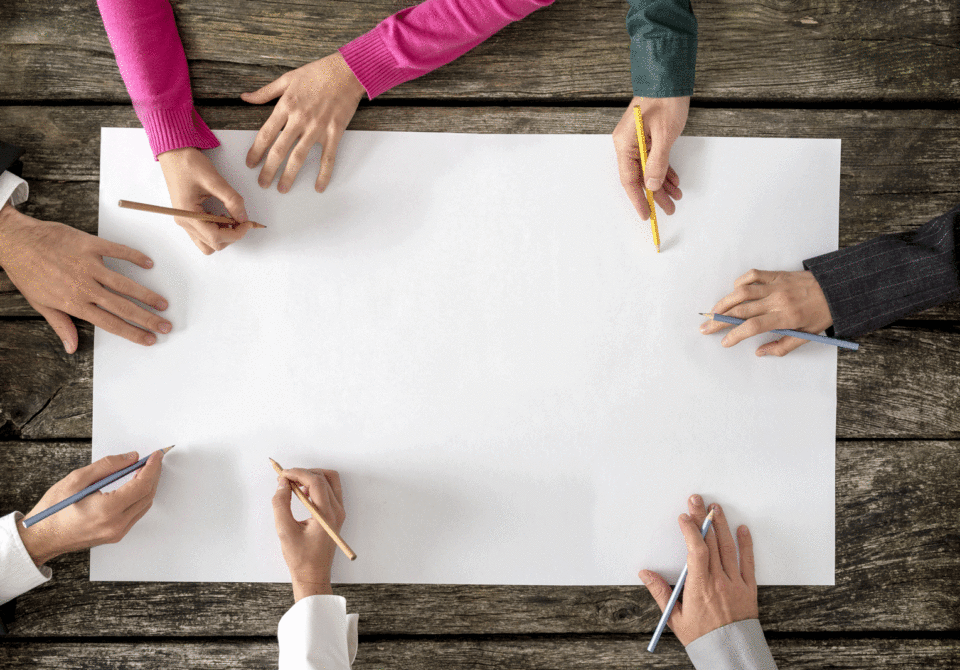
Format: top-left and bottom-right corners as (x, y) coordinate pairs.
(157, 146), (253, 255)
(0, 204), (171, 352)
(612, 95), (688, 221)
(701, 269), (833, 356)
(272, 467), (345, 602)
(639, 494), (758, 646)
(242, 52), (365, 194)
(17, 450), (165, 567)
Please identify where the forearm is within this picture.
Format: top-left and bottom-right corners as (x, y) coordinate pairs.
(804, 203), (960, 337)
(96, 0), (218, 158)
(340, 0), (554, 99)
(626, 0), (697, 97)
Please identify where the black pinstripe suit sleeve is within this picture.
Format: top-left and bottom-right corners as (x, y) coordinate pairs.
(802, 203), (960, 338)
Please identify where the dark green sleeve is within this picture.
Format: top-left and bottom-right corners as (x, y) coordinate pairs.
(626, 0), (697, 97)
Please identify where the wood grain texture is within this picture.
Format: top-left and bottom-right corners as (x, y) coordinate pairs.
(0, 636), (958, 670)
(1, 0), (958, 103)
(1, 440), (958, 636)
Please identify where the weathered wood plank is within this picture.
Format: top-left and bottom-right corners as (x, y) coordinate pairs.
(1, 1), (958, 102)
(1, 440), (958, 636)
(0, 637), (959, 670)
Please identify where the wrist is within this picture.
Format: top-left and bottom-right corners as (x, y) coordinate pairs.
(16, 519), (57, 567)
(0, 203), (27, 266)
(291, 578), (333, 602)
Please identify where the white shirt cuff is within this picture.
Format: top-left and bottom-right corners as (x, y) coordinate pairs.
(278, 594), (358, 670)
(685, 619), (778, 670)
(0, 171), (28, 208)
(0, 512), (52, 606)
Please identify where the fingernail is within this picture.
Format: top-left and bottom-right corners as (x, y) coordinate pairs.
(699, 323), (708, 333)
(127, 451), (138, 460)
(158, 322), (172, 334)
(145, 259), (154, 268)
(156, 299), (168, 311)
(277, 480), (286, 490)
(690, 494), (702, 505)
(646, 178), (661, 191)
(757, 349), (767, 357)
(145, 334), (157, 346)
(278, 184), (288, 194)
(721, 336), (730, 347)
(638, 571), (650, 584)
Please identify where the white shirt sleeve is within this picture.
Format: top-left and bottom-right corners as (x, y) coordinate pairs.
(685, 619), (778, 670)
(0, 512), (52, 606)
(0, 171), (28, 208)
(277, 595), (358, 670)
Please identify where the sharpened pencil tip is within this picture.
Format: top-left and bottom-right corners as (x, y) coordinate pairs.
(655, 244), (660, 253)
(162, 445), (175, 454)
(699, 313), (713, 318)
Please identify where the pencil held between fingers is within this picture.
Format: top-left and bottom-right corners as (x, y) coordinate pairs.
(700, 269), (833, 357)
(17, 450), (166, 567)
(158, 147), (251, 255)
(639, 495), (758, 647)
(271, 466), (347, 602)
(242, 52), (365, 194)
(612, 96), (686, 221)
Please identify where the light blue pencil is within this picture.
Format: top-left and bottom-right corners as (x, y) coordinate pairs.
(22, 446), (174, 528)
(700, 312), (859, 351)
(648, 508), (715, 653)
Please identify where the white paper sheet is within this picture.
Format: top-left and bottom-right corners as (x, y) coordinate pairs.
(93, 128), (839, 585)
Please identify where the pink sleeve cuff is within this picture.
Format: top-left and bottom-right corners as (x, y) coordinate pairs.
(139, 105), (220, 160)
(339, 31), (408, 101)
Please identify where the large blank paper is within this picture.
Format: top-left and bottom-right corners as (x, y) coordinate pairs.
(94, 129), (839, 585)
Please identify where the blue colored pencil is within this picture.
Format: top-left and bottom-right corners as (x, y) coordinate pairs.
(700, 312), (859, 351)
(648, 509), (715, 653)
(22, 446), (174, 529)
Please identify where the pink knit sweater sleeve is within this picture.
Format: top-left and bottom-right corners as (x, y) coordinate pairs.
(339, 0), (554, 100)
(97, 0), (219, 159)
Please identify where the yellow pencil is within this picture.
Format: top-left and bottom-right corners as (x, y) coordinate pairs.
(633, 105), (660, 253)
(269, 458), (357, 561)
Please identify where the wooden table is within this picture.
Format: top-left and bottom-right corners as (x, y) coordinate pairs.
(1, 1), (959, 667)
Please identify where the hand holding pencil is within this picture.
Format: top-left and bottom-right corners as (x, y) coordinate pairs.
(639, 495), (758, 648)
(271, 465), (351, 602)
(702, 268), (836, 356)
(17, 450), (166, 567)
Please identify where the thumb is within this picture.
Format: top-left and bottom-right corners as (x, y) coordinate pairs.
(272, 478), (300, 539)
(34, 304), (78, 354)
(241, 76), (286, 105)
(644, 138), (672, 192)
(74, 451), (141, 489)
(639, 569), (678, 617)
(203, 171), (249, 224)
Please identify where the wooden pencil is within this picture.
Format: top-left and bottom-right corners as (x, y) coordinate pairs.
(633, 105), (661, 253)
(118, 199), (266, 229)
(269, 458), (357, 561)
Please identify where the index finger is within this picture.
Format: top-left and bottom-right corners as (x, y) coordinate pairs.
(112, 449), (164, 509)
(678, 513), (710, 577)
(282, 467), (336, 510)
(311, 469), (343, 506)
